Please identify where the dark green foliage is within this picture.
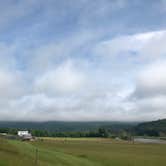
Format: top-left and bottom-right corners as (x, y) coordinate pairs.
(134, 119), (166, 136)
(0, 121), (137, 139)
(1, 119), (165, 138)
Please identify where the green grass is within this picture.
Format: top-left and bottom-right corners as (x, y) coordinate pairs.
(0, 137), (166, 166)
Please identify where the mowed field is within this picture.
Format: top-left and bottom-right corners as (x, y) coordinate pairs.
(0, 137), (166, 166)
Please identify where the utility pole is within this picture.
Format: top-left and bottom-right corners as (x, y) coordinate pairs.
(128, 128), (134, 144)
(35, 148), (38, 166)
(130, 128), (135, 144)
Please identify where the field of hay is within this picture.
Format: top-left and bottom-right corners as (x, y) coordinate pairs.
(0, 137), (166, 166)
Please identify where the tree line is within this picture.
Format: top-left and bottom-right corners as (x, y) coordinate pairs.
(0, 119), (165, 139)
(0, 127), (134, 140)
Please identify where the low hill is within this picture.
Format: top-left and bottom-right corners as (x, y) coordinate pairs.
(134, 119), (166, 136)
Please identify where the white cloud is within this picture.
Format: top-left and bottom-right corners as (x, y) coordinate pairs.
(0, 90), (134, 121)
(94, 30), (166, 60)
(0, 69), (24, 99)
(130, 95), (166, 121)
(34, 61), (86, 95)
(92, 30), (166, 121)
(133, 60), (166, 98)
(129, 60), (166, 121)
(26, 30), (98, 73)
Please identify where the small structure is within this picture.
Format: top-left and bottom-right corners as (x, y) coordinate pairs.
(0, 133), (7, 136)
(115, 137), (121, 141)
(18, 131), (29, 137)
(17, 131), (33, 141)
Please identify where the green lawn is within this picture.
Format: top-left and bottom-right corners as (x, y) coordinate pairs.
(0, 137), (166, 166)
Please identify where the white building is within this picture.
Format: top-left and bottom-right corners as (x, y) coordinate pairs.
(18, 131), (29, 137)
(17, 130), (33, 140)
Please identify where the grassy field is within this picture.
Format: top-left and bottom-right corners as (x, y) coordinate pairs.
(0, 137), (166, 166)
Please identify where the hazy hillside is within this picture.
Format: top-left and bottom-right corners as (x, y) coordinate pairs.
(0, 121), (137, 132)
(134, 119), (166, 136)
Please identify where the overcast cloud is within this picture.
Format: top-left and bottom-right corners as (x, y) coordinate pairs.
(0, 0), (166, 121)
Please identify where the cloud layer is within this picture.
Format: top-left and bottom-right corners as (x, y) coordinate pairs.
(0, 0), (166, 121)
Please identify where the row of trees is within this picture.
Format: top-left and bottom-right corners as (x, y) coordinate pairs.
(0, 127), (134, 140)
(0, 128), (17, 135)
(31, 128), (110, 138)
(0, 127), (109, 137)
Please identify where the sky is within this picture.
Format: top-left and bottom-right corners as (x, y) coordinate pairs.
(0, 0), (166, 121)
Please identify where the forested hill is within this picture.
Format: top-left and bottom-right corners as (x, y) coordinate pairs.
(134, 119), (166, 136)
(0, 121), (137, 132)
(0, 120), (166, 137)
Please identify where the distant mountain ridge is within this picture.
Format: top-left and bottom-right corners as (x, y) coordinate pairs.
(0, 121), (137, 132)
(1, 119), (165, 137)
